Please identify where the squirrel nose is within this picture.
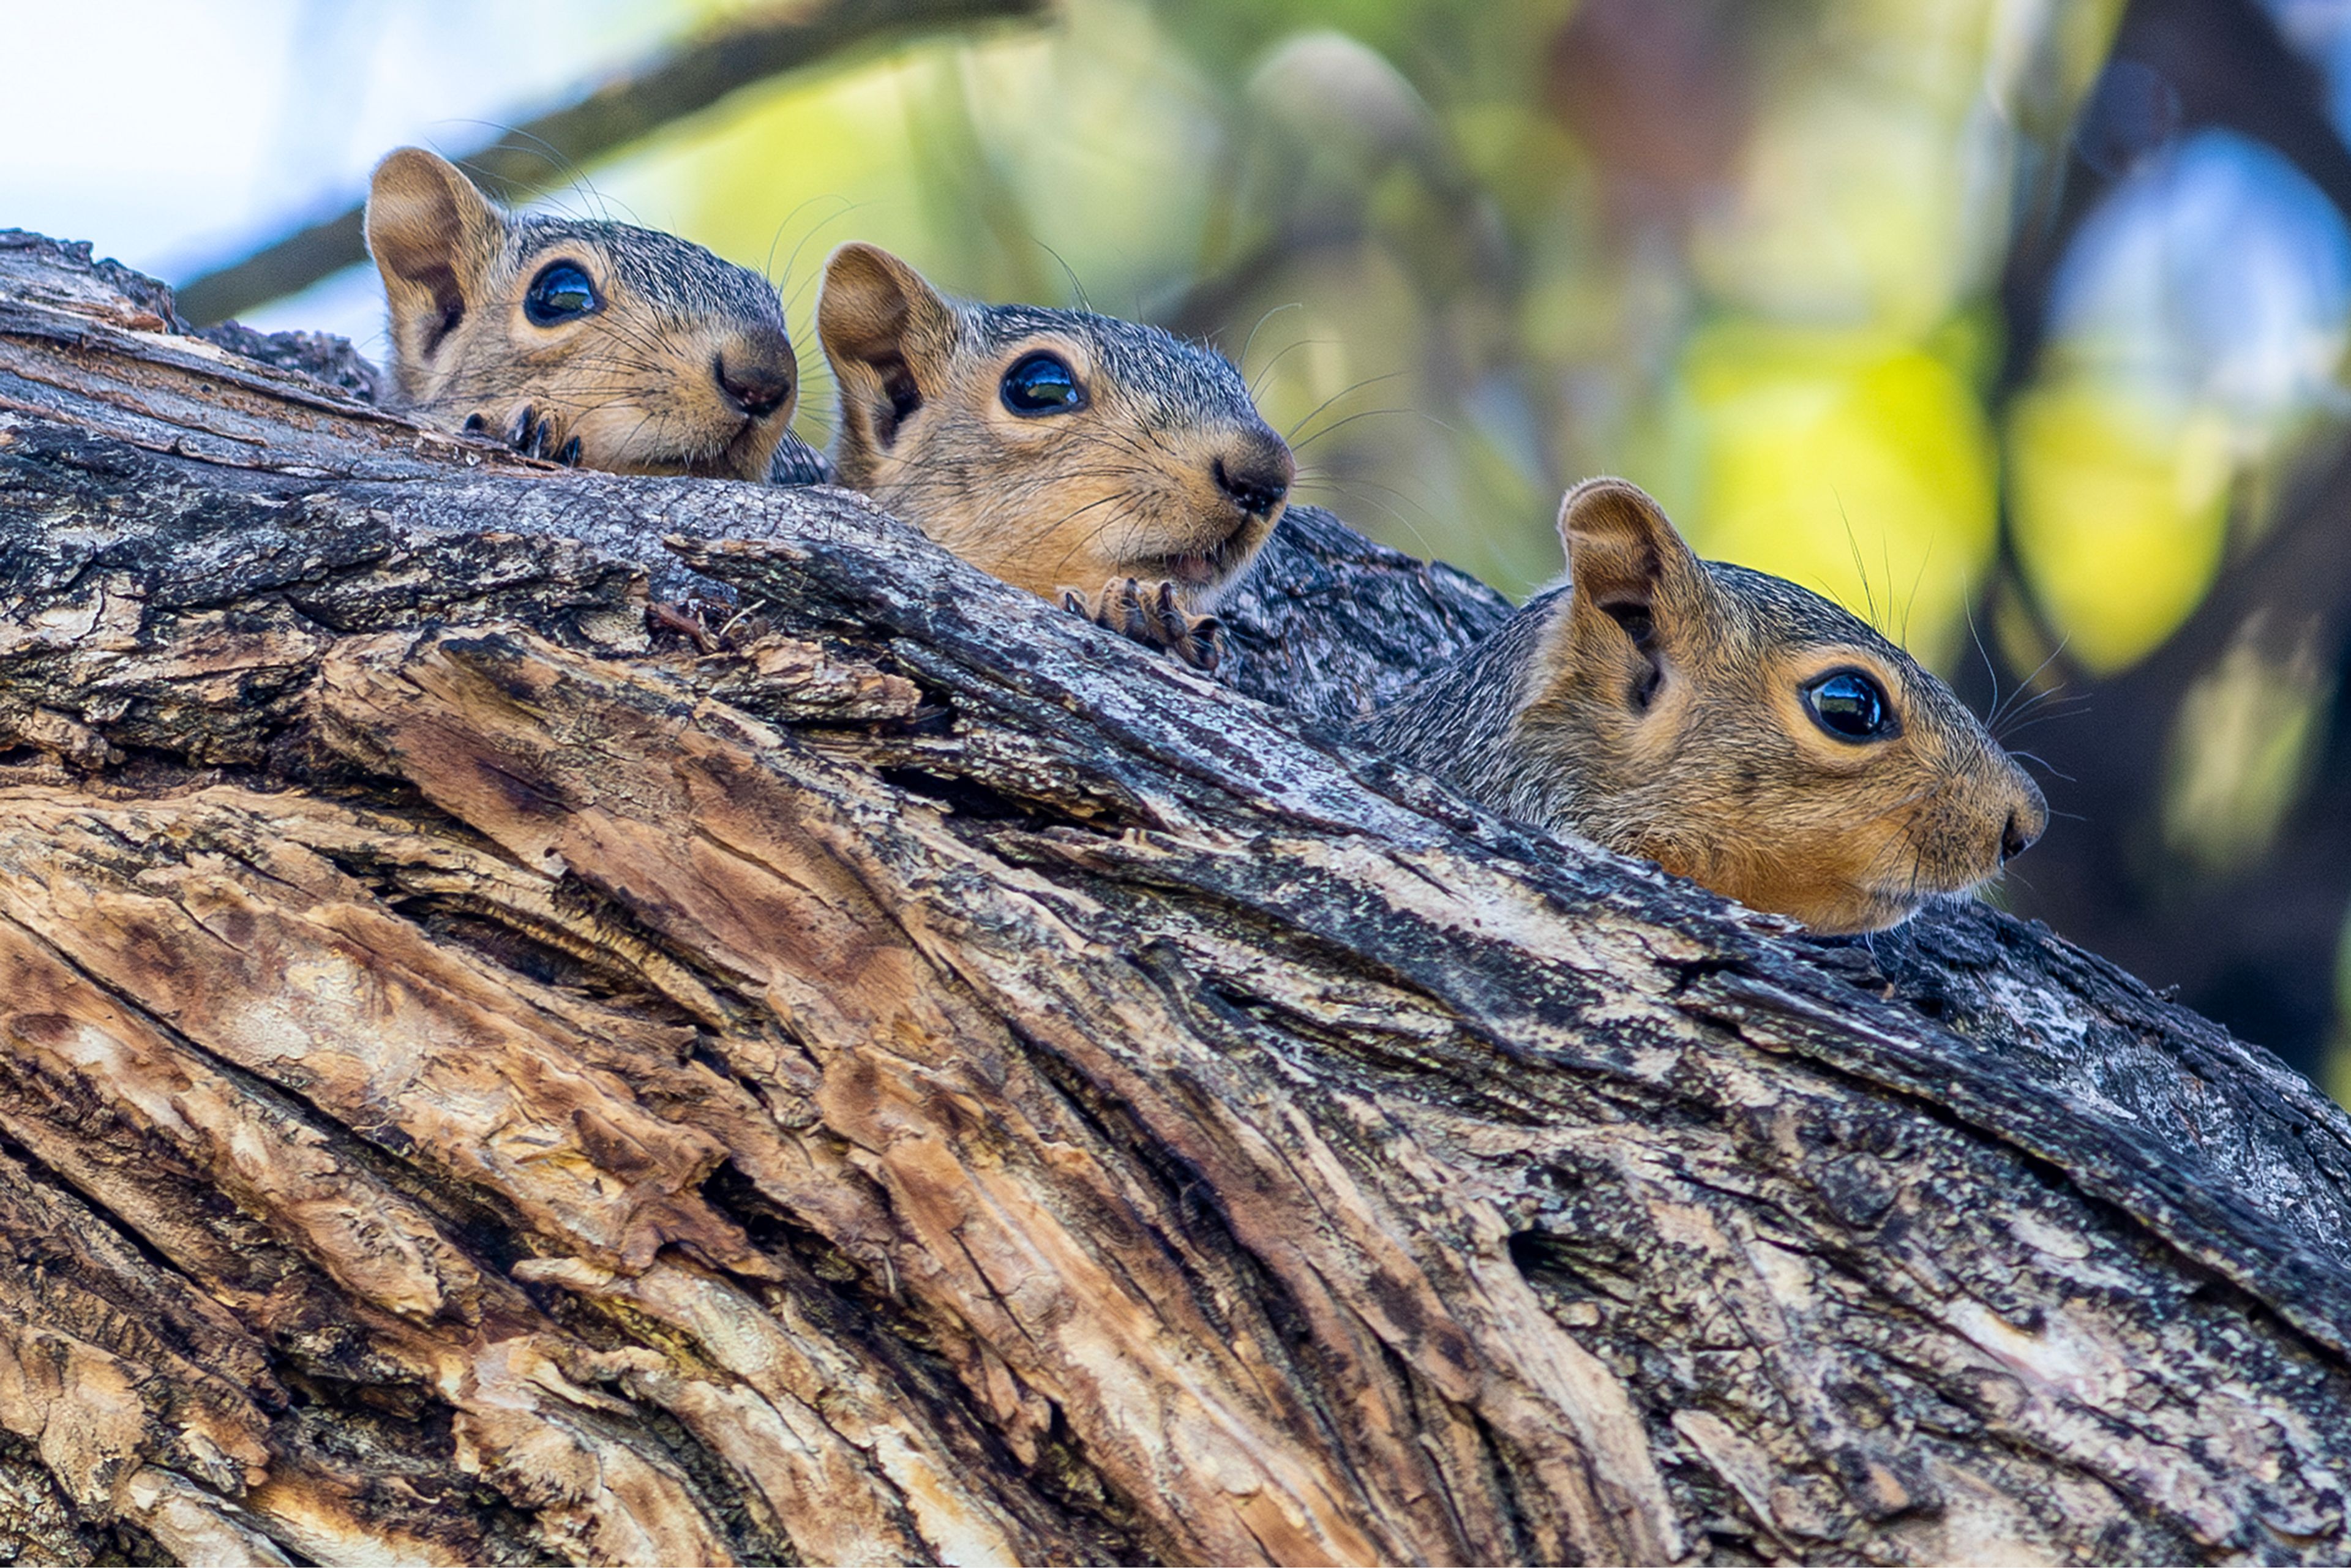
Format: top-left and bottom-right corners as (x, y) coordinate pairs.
(1999, 776), (2049, 865)
(1213, 436), (1294, 517)
(716, 343), (796, 419)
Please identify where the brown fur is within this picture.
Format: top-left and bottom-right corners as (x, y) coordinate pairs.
(365, 148), (798, 480)
(816, 244), (1292, 661)
(1359, 479), (2048, 934)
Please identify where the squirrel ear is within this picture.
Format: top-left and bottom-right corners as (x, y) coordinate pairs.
(1558, 478), (1704, 707)
(816, 243), (959, 453)
(1558, 478), (1703, 621)
(365, 148), (506, 362)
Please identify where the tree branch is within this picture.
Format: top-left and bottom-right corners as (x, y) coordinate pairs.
(171, 0), (1051, 326)
(4, 233), (2351, 1564)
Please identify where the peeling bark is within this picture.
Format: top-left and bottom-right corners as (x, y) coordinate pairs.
(4, 233), (2351, 1566)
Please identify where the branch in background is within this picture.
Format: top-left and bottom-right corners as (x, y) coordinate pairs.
(172, 0), (1051, 326)
(1979, 0), (2351, 1070)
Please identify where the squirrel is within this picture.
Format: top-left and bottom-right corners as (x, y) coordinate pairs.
(364, 147), (803, 481)
(811, 242), (1294, 670)
(1357, 478), (2047, 934)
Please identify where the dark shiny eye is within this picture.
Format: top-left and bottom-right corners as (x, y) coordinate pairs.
(1804, 669), (1897, 742)
(523, 261), (600, 326)
(1000, 351), (1084, 415)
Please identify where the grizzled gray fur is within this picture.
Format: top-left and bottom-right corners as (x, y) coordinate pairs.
(1353, 585), (1565, 820)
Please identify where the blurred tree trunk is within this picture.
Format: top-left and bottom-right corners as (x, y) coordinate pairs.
(8, 233), (2351, 1566)
(1985, 0), (2351, 1069)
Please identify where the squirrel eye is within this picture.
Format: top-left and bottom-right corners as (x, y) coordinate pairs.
(524, 261), (601, 326)
(1804, 670), (1898, 742)
(1000, 351), (1084, 415)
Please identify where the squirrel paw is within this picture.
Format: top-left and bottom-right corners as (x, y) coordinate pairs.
(1061, 577), (1221, 673)
(768, 432), (837, 486)
(464, 407), (582, 467)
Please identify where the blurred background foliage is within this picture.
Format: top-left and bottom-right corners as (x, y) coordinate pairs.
(8, 0), (2351, 1092)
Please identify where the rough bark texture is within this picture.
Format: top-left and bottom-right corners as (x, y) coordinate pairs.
(6, 230), (2351, 1566)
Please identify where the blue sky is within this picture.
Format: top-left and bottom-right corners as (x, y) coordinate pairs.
(0, 0), (687, 348)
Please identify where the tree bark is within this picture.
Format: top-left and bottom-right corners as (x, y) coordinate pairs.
(6, 228), (2351, 1566)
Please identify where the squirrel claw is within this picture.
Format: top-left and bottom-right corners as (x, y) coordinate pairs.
(1179, 613), (1223, 674)
(497, 405), (572, 463)
(1062, 577), (1221, 673)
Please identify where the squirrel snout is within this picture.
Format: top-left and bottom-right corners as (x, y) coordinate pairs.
(1998, 775), (2049, 865)
(1213, 440), (1294, 518)
(715, 344), (797, 420)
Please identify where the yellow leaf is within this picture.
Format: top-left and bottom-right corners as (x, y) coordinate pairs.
(2006, 380), (2231, 674)
(1669, 320), (1998, 672)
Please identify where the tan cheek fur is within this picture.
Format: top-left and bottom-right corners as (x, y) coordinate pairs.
(859, 354), (1276, 609)
(1529, 632), (2019, 935)
(1660, 775), (1942, 936)
(404, 268), (790, 481)
(917, 353), (1153, 596)
(1695, 730), (2011, 934)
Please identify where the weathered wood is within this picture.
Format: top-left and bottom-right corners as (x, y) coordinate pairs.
(4, 236), (2351, 1566)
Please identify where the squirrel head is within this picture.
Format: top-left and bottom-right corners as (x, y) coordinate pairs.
(364, 147), (798, 479)
(815, 242), (1294, 608)
(1516, 479), (2047, 934)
